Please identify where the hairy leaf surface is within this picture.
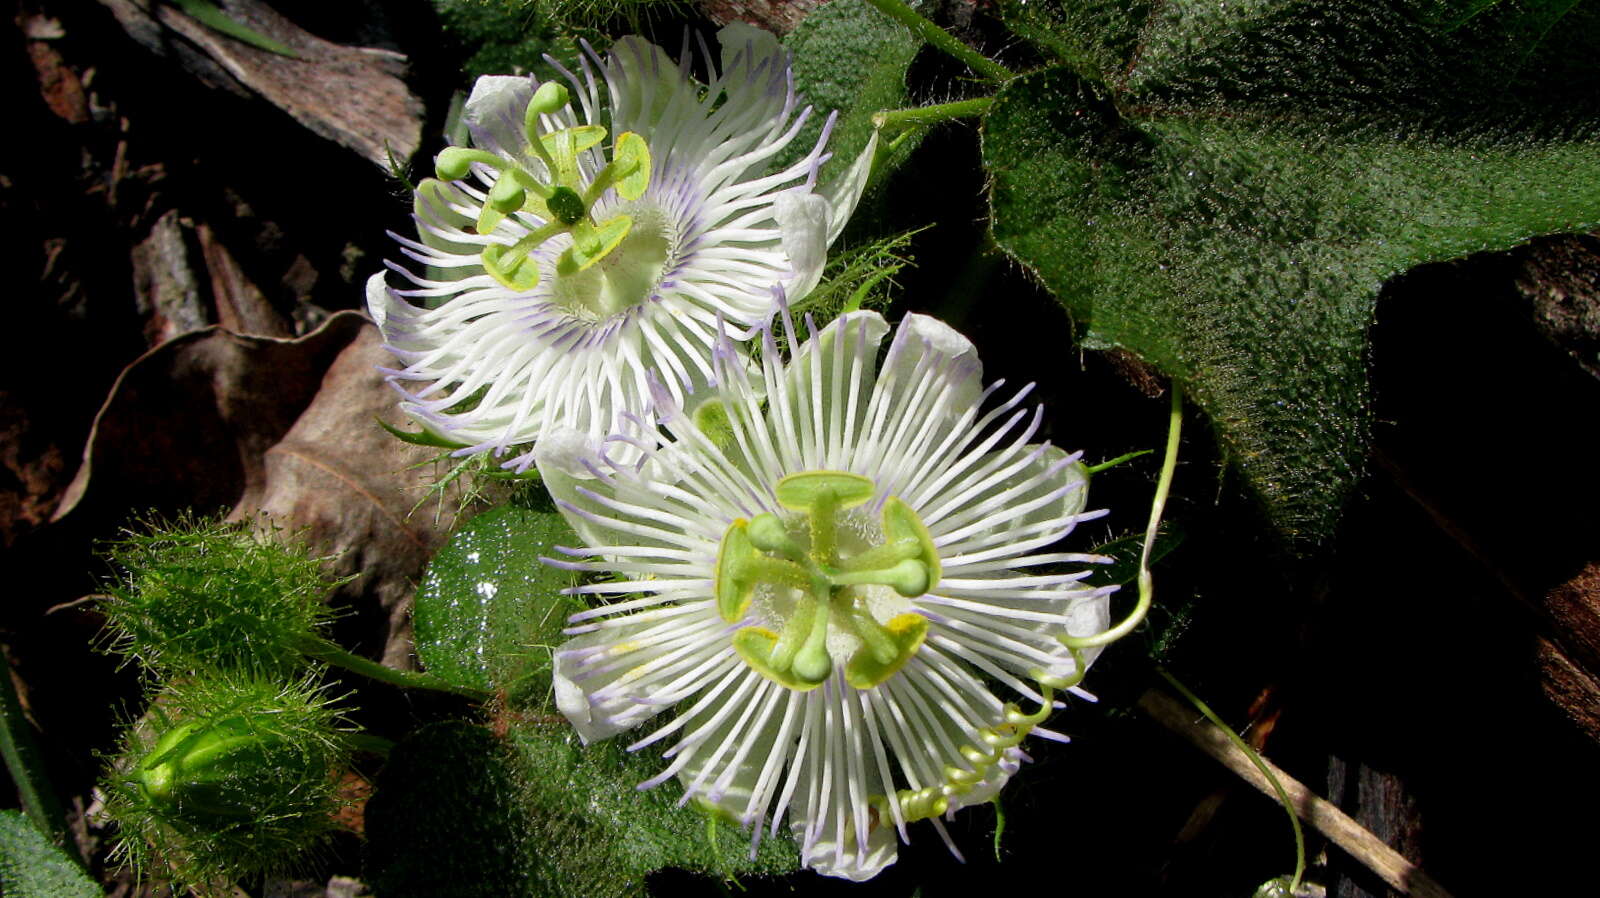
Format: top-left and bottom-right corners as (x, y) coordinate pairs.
(986, 0), (1600, 543)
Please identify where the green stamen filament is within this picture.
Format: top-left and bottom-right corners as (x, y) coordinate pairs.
(836, 607), (899, 666)
(833, 538), (922, 572)
(767, 595), (816, 671)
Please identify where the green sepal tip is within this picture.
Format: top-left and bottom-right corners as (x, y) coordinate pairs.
(376, 416), (471, 450)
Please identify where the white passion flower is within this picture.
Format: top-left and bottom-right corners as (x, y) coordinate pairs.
(366, 24), (874, 469)
(537, 310), (1115, 880)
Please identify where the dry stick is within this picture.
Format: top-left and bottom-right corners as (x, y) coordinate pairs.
(1137, 688), (1455, 898)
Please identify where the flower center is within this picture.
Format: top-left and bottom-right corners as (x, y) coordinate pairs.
(431, 80), (654, 299)
(549, 202), (673, 320)
(714, 471), (939, 692)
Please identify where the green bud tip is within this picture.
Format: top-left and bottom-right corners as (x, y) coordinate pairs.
(487, 176), (527, 213)
(528, 81), (571, 118)
(793, 642), (833, 683)
(435, 147), (483, 181)
(102, 673), (355, 896)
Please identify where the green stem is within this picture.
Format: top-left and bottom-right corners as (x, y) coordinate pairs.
(1084, 448), (1154, 476)
(861, 0), (1014, 82)
(1063, 387), (1183, 650)
(0, 648), (75, 858)
(872, 97), (994, 134)
(1158, 668), (1306, 893)
(287, 634), (489, 701)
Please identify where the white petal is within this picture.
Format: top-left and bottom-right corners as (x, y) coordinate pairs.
(463, 74), (534, 156)
(797, 813), (897, 882)
(821, 129), (879, 247)
(775, 191), (830, 301)
(553, 629), (647, 744)
(365, 272), (393, 329)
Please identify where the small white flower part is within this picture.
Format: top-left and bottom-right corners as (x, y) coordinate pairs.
(538, 310), (1115, 880)
(367, 24), (874, 468)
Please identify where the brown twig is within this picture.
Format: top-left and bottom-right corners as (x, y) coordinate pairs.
(1138, 687), (1455, 898)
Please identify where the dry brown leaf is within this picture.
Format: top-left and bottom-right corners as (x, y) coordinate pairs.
(1515, 234), (1600, 382)
(97, 0), (422, 169)
(230, 324), (484, 669)
(701, 0), (822, 33)
(130, 209), (210, 347)
(198, 221), (293, 338)
(52, 310), (368, 527)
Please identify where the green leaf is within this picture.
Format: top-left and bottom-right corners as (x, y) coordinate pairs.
(1084, 524), (1185, 590)
(364, 721), (798, 898)
(168, 0), (299, 58)
(501, 720), (799, 894)
(376, 416), (470, 449)
(996, 0), (1150, 84)
(0, 811), (98, 898)
(364, 722), (551, 898)
(777, 0), (925, 187)
(983, 2), (1600, 546)
(413, 505), (585, 705)
(431, 0), (594, 83)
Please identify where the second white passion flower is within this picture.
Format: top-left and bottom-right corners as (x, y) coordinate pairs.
(536, 310), (1116, 881)
(367, 24), (875, 469)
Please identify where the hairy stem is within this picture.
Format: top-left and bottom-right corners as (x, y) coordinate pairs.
(873, 97), (994, 134)
(287, 634), (489, 701)
(861, 0), (1014, 82)
(0, 648), (76, 859)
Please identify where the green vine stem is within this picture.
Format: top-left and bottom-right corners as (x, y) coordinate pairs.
(1062, 386), (1183, 651)
(1140, 684), (1459, 897)
(872, 97), (994, 135)
(861, 0), (1014, 82)
(1157, 669), (1306, 892)
(285, 634), (489, 701)
(0, 647), (75, 856)
(1084, 448), (1154, 476)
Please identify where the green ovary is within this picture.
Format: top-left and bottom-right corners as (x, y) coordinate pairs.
(715, 471), (940, 692)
